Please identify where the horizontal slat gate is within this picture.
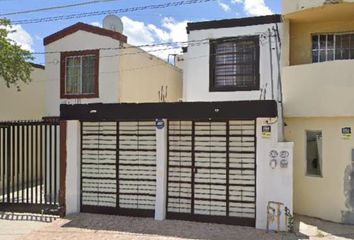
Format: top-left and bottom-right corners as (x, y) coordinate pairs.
(167, 120), (256, 226)
(81, 121), (156, 217)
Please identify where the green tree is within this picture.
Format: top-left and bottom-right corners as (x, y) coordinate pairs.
(0, 19), (33, 88)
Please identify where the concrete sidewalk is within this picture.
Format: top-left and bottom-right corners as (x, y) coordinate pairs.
(1, 212), (354, 240)
(0, 212), (57, 240)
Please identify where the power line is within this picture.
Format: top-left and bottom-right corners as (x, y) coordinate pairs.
(30, 27), (272, 56)
(0, 0), (120, 17)
(42, 40), (210, 65)
(33, 28), (275, 71)
(35, 48), (224, 81)
(11, 0), (216, 25)
(31, 38), (210, 55)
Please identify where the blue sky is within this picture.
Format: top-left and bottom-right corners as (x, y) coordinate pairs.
(1, 0), (280, 63)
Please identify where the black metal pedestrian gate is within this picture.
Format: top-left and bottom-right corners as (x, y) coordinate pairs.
(80, 121), (156, 217)
(167, 120), (256, 226)
(0, 120), (60, 214)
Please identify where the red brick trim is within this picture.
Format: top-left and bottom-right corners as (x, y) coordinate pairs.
(43, 22), (127, 46)
(60, 49), (99, 99)
(59, 121), (67, 217)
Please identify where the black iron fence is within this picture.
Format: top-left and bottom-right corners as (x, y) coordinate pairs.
(0, 120), (60, 214)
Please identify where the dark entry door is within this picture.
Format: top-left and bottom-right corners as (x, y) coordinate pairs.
(167, 120), (256, 226)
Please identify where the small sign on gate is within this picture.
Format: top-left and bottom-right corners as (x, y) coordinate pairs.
(342, 127), (352, 140)
(155, 119), (165, 130)
(262, 125), (272, 139)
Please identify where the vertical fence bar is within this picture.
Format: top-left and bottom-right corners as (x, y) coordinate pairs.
(30, 125), (34, 204)
(17, 125), (20, 203)
(40, 124), (43, 204)
(1, 128), (4, 203)
(54, 124), (57, 204)
(21, 125), (25, 203)
(11, 125), (15, 203)
(49, 125), (52, 204)
(35, 124), (38, 204)
(26, 124), (29, 203)
(44, 124), (47, 204)
(7, 126), (11, 203)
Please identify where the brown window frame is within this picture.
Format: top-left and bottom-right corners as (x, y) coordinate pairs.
(60, 49), (99, 99)
(209, 36), (260, 92)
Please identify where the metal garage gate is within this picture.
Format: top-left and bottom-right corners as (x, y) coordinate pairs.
(80, 121), (156, 217)
(167, 120), (256, 226)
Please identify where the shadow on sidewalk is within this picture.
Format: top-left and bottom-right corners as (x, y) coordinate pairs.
(0, 211), (57, 223)
(61, 213), (295, 240)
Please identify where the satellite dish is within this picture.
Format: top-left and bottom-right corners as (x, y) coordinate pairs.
(103, 15), (124, 33)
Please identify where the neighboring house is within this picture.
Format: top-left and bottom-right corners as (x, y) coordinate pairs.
(0, 63), (46, 121)
(43, 22), (182, 117)
(282, 0), (354, 224)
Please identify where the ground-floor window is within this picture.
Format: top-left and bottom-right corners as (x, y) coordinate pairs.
(306, 131), (322, 177)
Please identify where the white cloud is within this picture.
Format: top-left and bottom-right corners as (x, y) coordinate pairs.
(230, 0), (243, 4)
(90, 22), (102, 28)
(218, 1), (231, 12)
(121, 16), (156, 46)
(242, 0), (273, 16)
(7, 25), (33, 52)
(161, 17), (188, 43)
(120, 16), (188, 61)
(147, 24), (170, 42)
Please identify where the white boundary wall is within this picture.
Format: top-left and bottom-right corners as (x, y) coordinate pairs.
(65, 120), (81, 215)
(64, 118), (293, 230)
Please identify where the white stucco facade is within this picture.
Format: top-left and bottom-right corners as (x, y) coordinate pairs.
(256, 118), (293, 231)
(44, 25), (183, 117)
(65, 120), (81, 216)
(183, 23), (283, 102)
(45, 30), (121, 117)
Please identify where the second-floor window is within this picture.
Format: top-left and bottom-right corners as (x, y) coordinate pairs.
(60, 50), (99, 98)
(209, 36), (260, 92)
(312, 33), (354, 63)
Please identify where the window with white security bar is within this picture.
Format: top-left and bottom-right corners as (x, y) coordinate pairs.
(312, 33), (354, 63)
(209, 36), (260, 92)
(60, 49), (99, 98)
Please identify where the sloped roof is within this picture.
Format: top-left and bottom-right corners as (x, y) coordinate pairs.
(43, 22), (127, 46)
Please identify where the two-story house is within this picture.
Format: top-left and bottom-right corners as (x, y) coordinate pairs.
(58, 14), (293, 232)
(0, 19), (183, 214)
(0, 19), (183, 121)
(44, 21), (182, 117)
(180, 14), (293, 230)
(282, 0), (354, 224)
